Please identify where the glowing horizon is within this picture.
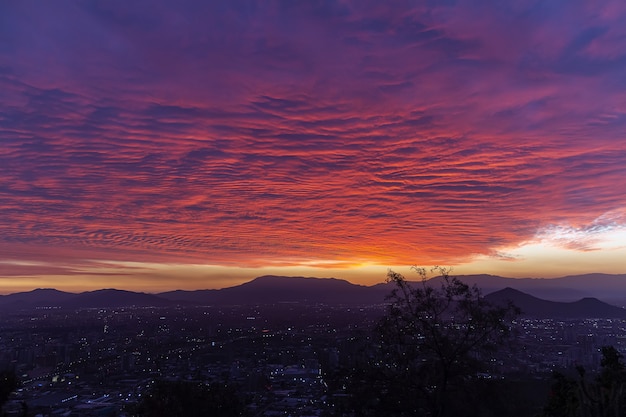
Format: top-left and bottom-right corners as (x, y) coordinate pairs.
(1, 1), (626, 293)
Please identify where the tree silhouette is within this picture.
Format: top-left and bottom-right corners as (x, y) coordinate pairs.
(349, 267), (519, 417)
(543, 346), (626, 417)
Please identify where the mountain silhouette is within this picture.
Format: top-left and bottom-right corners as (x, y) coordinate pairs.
(485, 287), (626, 318)
(0, 288), (76, 310)
(3, 274), (626, 314)
(159, 275), (386, 305)
(0, 288), (175, 311)
(60, 289), (175, 309)
(436, 273), (626, 303)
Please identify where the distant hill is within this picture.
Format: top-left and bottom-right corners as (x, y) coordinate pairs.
(0, 276), (387, 311)
(0, 288), (175, 311)
(2, 273), (626, 313)
(159, 275), (387, 306)
(425, 273), (626, 303)
(0, 288), (76, 310)
(157, 288), (220, 304)
(485, 287), (626, 318)
(60, 289), (175, 309)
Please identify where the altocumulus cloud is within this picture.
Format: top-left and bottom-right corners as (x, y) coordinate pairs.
(0, 0), (625, 288)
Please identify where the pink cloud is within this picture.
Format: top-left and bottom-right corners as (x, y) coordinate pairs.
(1, 0), (625, 287)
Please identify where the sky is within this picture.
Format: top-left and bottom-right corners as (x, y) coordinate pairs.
(1, 0), (626, 294)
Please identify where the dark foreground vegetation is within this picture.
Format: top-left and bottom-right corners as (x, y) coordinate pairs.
(3, 268), (626, 416)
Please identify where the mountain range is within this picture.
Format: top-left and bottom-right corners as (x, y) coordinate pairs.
(417, 273), (626, 303)
(485, 287), (626, 319)
(1, 274), (626, 318)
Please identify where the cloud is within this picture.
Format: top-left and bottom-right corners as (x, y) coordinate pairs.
(1, 0), (626, 288)
(534, 209), (626, 251)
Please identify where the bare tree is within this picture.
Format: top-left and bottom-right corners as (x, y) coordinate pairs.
(543, 346), (626, 417)
(373, 266), (520, 417)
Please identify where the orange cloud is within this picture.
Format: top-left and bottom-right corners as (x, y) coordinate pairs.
(1, 1), (625, 291)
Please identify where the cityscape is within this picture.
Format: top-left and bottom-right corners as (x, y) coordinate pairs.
(3, 1), (626, 416)
(3, 274), (626, 416)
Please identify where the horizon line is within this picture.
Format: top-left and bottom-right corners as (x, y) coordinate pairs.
(2, 272), (626, 296)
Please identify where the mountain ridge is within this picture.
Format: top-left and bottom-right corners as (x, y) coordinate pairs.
(1, 274), (626, 315)
(485, 287), (626, 318)
(423, 273), (626, 303)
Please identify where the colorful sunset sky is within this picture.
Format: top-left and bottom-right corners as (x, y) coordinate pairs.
(1, 1), (626, 293)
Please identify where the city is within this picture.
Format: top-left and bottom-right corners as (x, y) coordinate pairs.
(2, 289), (626, 416)
(3, 1), (626, 416)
